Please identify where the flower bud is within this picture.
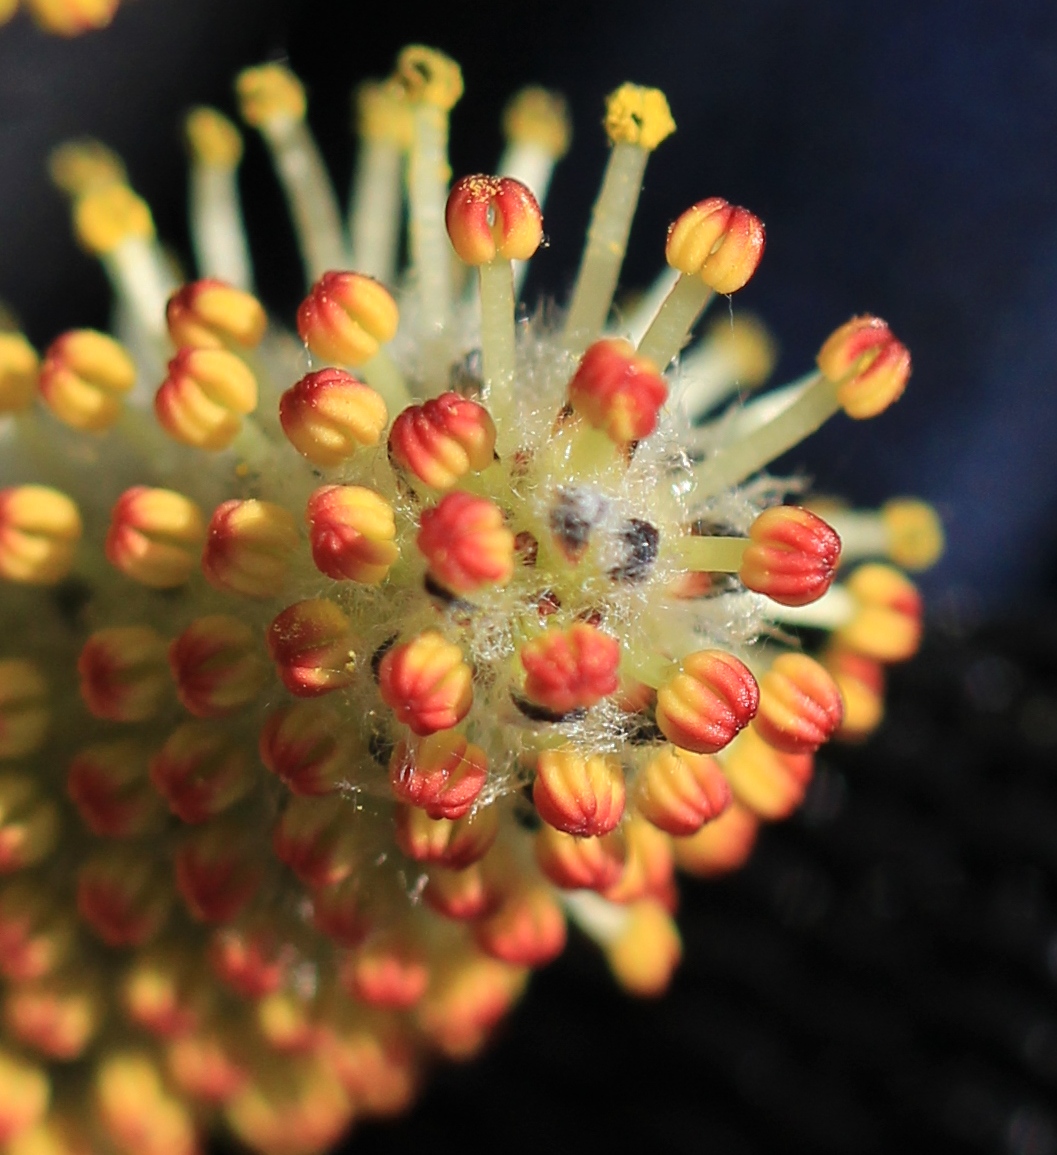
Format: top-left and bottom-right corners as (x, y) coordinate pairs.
(752, 652), (844, 754)
(665, 197), (765, 294)
(149, 721), (254, 824)
(0, 775), (59, 872)
(720, 727), (813, 820)
(38, 328), (135, 432)
(174, 819), (263, 923)
(105, 486), (205, 589)
(72, 183), (153, 255)
(388, 392), (496, 488)
(273, 794), (359, 888)
(201, 498), (299, 599)
(602, 899), (681, 997)
(297, 271), (399, 366)
(0, 331), (39, 415)
(0, 883), (74, 981)
(76, 848), (171, 947)
(3, 972), (102, 1060)
(567, 338), (668, 443)
(603, 83), (675, 150)
(417, 491), (514, 594)
(0, 485), (81, 585)
(154, 346), (257, 450)
(534, 826), (626, 891)
(388, 730), (488, 820)
(267, 598), (357, 697)
(259, 701), (348, 796)
(78, 626), (169, 722)
(236, 62), (306, 125)
(378, 630), (473, 736)
(880, 498), (944, 570)
(635, 746), (731, 836)
(838, 563), (923, 662)
(533, 747), (625, 837)
(502, 87), (571, 159)
(67, 740), (162, 838)
(307, 484), (399, 583)
(520, 622), (620, 716)
(672, 799), (759, 877)
(445, 174), (543, 265)
(394, 801), (498, 868)
(0, 659), (49, 758)
(280, 367), (388, 467)
(208, 922), (291, 999)
(184, 107), (244, 169)
(822, 647), (885, 740)
(655, 649), (759, 754)
(740, 505), (841, 606)
(169, 614), (267, 717)
(0, 1048), (49, 1145)
(475, 884), (567, 968)
(817, 315), (911, 419)
(166, 279), (267, 349)
(312, 877), (371, 948)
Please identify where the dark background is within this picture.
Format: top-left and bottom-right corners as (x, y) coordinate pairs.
(1, 2), (1056, 1152)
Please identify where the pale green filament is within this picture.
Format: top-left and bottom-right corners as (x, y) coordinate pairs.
(348, 137), (404, 285)
(667, 534), (749, 573)
(636, 274), (713, 370)
(478, 260), (517, 399)
(407, 104), (453, 337)
(360, 350), (411, 411)
(189, 162), (253, 291)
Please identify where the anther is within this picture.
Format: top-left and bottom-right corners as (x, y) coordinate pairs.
(259, 701), (348, 796)
(752, 653), (844, 754)
(655, 650), (759, 754)
(149, 721), (254, 824)
(307, 485), (399, 583)
(388, 392), (497, 488)
(267, 598), (358, 697)
(533, 747), (625, 837)
(520, 623), (620, 716)
(166, 279), (267, 350)
(0, 486), (81, 586)
(37, 328), (135, 432)
(719, 727), (814, 821)
(394, 801), (499, 868)
(0, 660), (49, 758)
(201, 499), (299, 599)
(378, 630), (473, 735)
(169, 615), (267, 717)
(105, 486), (205, 589)
(76, 848), (171, 946)
(739, 505), (842, 606)
(567, 338), (668, 444)
(634, 745), (732, 836)
(280, 367), (388, 468)
(388, 731), (488, 820)
(0, 331), (39, 415)
(155, 346), (258, 451)
(417, 492), (515, 595)
(67, 740), (161, 838)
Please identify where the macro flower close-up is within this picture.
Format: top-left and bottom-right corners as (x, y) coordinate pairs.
(0, 3), (1055, 1154)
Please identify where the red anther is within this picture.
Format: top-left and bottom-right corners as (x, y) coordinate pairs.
(148, 721), (253, 824)
(838, 563), (923, 663)
(312, 878), (371, 948)
(306, 485), (399, 584)
(378, 630), (473, 736)
(105, 486), (205, 589)
(296, 271), (399, 365)
(603, 899), (682, 998)
(720, 727), (814, 820)
(67, 740), (161, 838)
(388, 731), (488, 820)
(273, 794), (359, 888)
(279, 368), (388, 467)
(445, 174), (543, 265)
(740, 505), (842, 607)
(673, 799), (760, 877)
(121, 948), (206, 1039)
(78, 626), (169, 723)
(567, 338), (668, 443)
(166, 279), (267, 350)
(267, 599), (357, 698)
(655, 649), (759, 754)
(208, 923), (291, 999)
(167, 1026), (250, 1105)
(388, 392), (497, 489)
(168, 615), (266, 718)
(533, 747), (625, 837)
(340, 931), (430, 1010)
(417, 491), (515, 595)
(259, 701), (347, 796)
(174, 821), (263, 923)
(154, 346), (257, 451)
(423, 860), (503, 922)
(822, 647), (885, 740)
(76, 849), (171, 947)
(634, 746), (732, 836)
(0, 884), (73, 982)
(601, 815), (676, 906)
(520, 622), (620, 715)
(665, 196), (766, 293)
(534, 826), (626, 892)
(752, 652), (844, 754)
(474, 884), (566, 968)
(201, 498), (299, 600)
(394, 801), (498, 868)
(816, 315), (911, 419)
(3, 973), (101, 1060)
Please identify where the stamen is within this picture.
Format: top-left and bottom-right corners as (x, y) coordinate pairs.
(666, 313), (776, 419)
(37, 328), (136, 433)
(280, 368), (388, 468)
(532, 747), (625, 837)
(104, 486), (205, 589)
(0, 485), (81, 586)
(817, 498), (944, 571)
(78, 625), (171, 723)
(0, 331), (40, 415)
(474, 884), (567, 969)
(388, 731), (488, 820)
(0, 660), (49, 758)
(166, 278), (267, 351)
(201, 498), (299, 600)
(22, 0), (119, 35)
(377, 630), (473, 735)
(149, 722), (254, 823)
(154, 346), (258, 452)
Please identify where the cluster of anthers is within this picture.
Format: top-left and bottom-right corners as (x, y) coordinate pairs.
(0, 44), (943, 1155)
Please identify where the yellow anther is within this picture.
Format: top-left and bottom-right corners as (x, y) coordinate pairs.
(502, 87), (572, 159)
(73, 184), (154, 255)
(702, 312), (777, 388)
(395, 44), (464, 110)
(24, 0), (118, 35)
(38, 329), (136, 432)
(880, 499), (945, 570)
(0, 660), (49, 760)
(0, 775), (59, 872)
(236, 63), (307, 126)
(355, 80), (413, 147)
(184, 107), (244, 168)
(0, 486), (81, 586)
(603, 84), (676, 150)
(0, 0), (17, 28)
(0, 332), (39, 415)
(48, 138), (126, 197)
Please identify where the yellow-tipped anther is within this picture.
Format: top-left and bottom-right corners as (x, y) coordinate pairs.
(603, 899), (682, 997)
(0, 661), (49, 760)
(356, 80), (413, 147)
(502, 87), (572, 158)
(706, 312), (777, 386)
(0, 487), (81, 586)
(38, 329), (136, 432)
(0, 775), (59, 873)
(236, 63), (307, 126)
(603, 84), (676, 150)
(0, 0), (17, 28)
(185, 107), (243, 168)
(0, 332), (39, 415)
(0, 1047), (49, 1145)
(73, 184), (154, 255)
(880, 499), (944, 570)
(24, 0), (118, 36)
(395, 45), (464, 110)
(48, 138), (126, 197)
